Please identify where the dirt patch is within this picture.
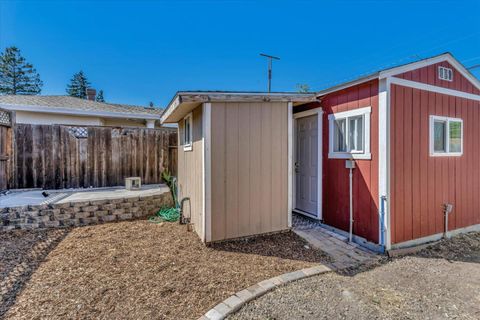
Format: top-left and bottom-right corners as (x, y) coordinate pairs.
(415, 232), (480, 263)
(229, 232), (480, 320)
(0, 228), (70, 318)
(2, 221), (330, 320)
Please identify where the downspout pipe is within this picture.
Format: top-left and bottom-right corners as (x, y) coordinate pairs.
(345, 159), (356, 243)
(443, 203), (453, 239)
(379, 195), (387, 253)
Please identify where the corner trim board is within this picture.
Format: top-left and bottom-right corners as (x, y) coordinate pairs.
(203, 102), (212, 242)
(378, 77), (391, 250)
(287, 102), (293, 228)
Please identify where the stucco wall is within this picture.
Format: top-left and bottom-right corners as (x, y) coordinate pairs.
(15, 111), (104, 126)
(15, 111), (156, 128)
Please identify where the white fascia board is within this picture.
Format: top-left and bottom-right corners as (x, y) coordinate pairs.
(327, 106), (371, 120)
(160, 95), (181, 124)
(379, 53), (480, 91)
(0, 103), (160, 120)
(389, 77), (480, 102)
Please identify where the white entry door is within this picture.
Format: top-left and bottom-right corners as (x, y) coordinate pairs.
(295, 114), (320, 218)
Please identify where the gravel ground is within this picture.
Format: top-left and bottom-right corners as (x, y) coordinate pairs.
(229, 232), (480, 320)
(1, 220), (331, 320)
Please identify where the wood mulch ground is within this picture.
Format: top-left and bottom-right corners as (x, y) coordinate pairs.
(1, 220), (331, 320)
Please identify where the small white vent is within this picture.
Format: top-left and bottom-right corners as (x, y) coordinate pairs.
(438, 66), (453, 82)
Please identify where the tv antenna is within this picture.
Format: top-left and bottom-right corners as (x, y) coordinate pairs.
(260, 53), (280, 92)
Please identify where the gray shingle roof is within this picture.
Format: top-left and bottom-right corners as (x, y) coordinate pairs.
(0, 95), (163, 117)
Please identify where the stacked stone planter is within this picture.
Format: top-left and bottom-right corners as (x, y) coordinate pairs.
(0, 191), (173, 231)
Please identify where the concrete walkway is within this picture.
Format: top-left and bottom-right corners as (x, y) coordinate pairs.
(292, 214), (380, 270)
(0, 184), (167, 208)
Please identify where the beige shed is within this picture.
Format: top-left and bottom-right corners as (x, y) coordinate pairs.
(160, 92), (315, 242)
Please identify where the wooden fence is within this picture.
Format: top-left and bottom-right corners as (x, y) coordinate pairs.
(0, 108), (14, 191)
(13, 124), (177, 190)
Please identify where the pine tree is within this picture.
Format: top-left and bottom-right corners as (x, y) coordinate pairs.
(95, 89), (105, 102)
(66, 70), (91, 99)
(0, 46), (43, 95)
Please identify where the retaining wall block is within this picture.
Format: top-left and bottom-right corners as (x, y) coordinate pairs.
(120, 202), (133, 209)
(100, 215), (117, 222)
(75, 211), (91, 219)
(89, 199), (109, 206)
(118, 213), (133, 220)
(43, 221), (60, 228)
(55, 202), (71, 209)
(81, 217), (99, 225)
(35, 215), (51, 223)
(81, 205), (98, 213)
(102, 203), (117, 211)
(94, 210), (109, 217)
(126, 197), (140, 203)
(112, 208), (125, 215)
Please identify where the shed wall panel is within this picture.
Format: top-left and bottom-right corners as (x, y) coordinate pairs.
(390, 84), (480, 244)
(210, 102), (289, 241)
(177, 106), (204, 239)
(296, 80), (380, 243)
(320, 80), (380, 243)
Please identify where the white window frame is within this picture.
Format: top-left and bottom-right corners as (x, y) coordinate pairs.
(438, 66), (453, 82)
(183, 112), (193, 151)
(328, 106), (371, 159)
(429, 115), (463, 157)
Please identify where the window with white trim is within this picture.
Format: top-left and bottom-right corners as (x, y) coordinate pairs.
(429, 115), (463, 156)
(328, 106), (371, 159)
(183, 113), (193, 151)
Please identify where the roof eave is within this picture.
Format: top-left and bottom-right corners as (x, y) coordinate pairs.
(160, 92), (317, 124)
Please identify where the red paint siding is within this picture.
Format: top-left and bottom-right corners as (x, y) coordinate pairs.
(395, 61), (480, 95)
(390, 84), (480, 244)
(320, 80), (379, 243)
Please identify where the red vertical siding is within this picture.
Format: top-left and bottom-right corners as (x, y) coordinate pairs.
(321, 80), (380, 243)
(395, 61), (480, 95)
(390, 84), (480, 244)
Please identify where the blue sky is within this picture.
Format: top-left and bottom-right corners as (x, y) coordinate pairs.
(1, 0), (479, 107)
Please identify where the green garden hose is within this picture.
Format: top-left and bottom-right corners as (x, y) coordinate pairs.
(148, 170), (180, 223)
(148, 207), (180, 223)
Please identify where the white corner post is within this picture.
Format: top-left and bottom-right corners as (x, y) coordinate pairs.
(146, 119), (156, 128)
(378, 77), (391, 251)
(203, 103), (212, 242)
(287, 102), (293, 228)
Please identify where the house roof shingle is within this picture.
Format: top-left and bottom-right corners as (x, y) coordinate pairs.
(0, 95), (163, 118)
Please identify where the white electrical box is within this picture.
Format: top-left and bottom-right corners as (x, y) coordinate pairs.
(345, 160), (356, 169)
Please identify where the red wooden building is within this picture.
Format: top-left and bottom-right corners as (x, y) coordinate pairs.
(295, 53), (480, 251)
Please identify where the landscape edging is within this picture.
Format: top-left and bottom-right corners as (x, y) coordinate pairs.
(198, 264), (331, 320)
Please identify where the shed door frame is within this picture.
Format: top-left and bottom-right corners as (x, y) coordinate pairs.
(293, 107), (323, 220)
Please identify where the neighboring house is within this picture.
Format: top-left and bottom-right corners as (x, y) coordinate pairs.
(161, 52), (480, 252)
(0, 95), (163, 128)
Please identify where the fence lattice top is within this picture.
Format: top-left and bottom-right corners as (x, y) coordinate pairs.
(0, 110), (11, 126)
(68, 126), (88, 139)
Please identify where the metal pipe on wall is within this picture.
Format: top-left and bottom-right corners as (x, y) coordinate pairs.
(346, 159), (356, 242)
